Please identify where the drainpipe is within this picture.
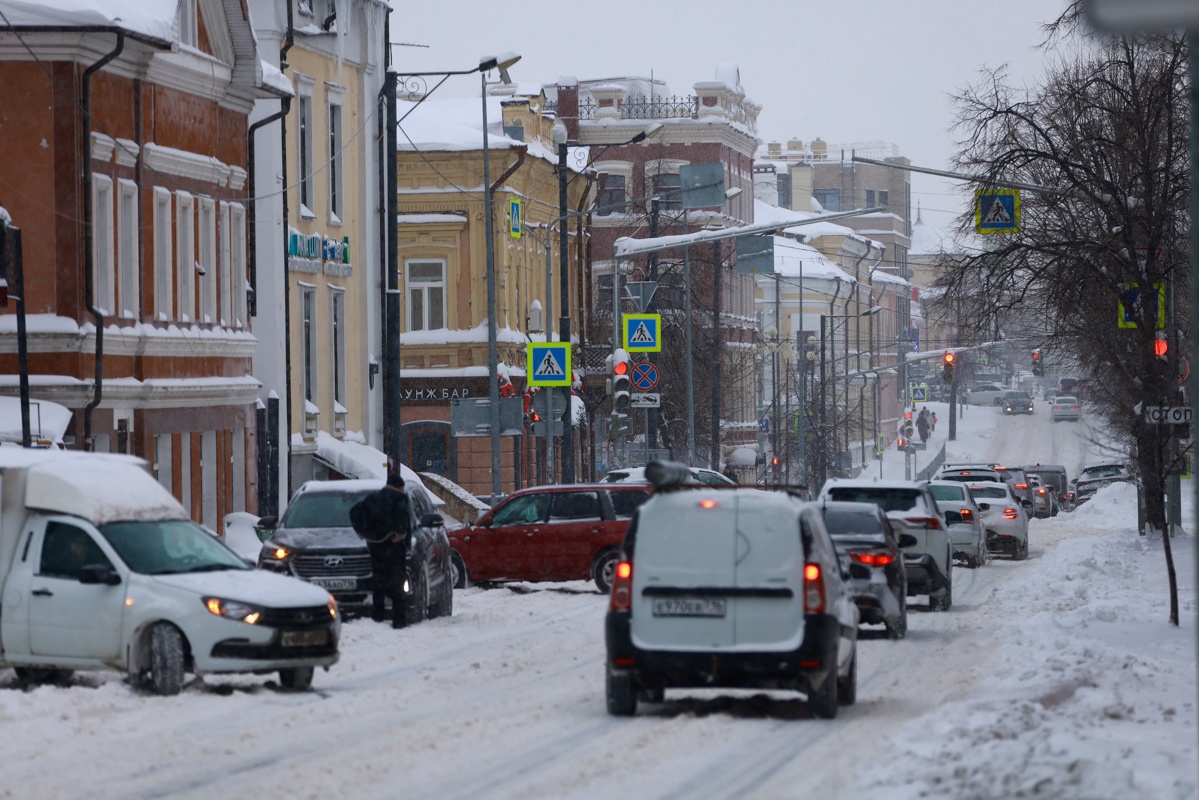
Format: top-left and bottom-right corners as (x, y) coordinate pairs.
(825, 278), (843, 478)
(82, 33), (125, 450)
(248, 99), (291, 319)
(280, 6), (295, 499)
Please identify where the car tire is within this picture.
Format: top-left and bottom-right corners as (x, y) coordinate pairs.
(149, 622), (186, 696)
(808, 672), (839, 719)
(405, 567), (430, 626)
(592, 548), (620, 594)
(14, 667), (73, 685)
(429, 572), (453, 619)
(1015, 535), (1029, 561)
(278, 666), (314, 691)
(837, 652), (857, 706)
(450, 550), (468, 590)
(886, 593), (908, 640)
(930, 561), (952, 611)
(606, 668), (637, 716)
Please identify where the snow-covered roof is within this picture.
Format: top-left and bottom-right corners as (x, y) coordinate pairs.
(771, 237), (854, 283)
(752, 200), (882, 248)
(0, 396), (72, 445)
(312, 431), (442, 505)
(396, 97), (568, 170)
(910, 217), (963, 256)
(0, 0), (176, 44)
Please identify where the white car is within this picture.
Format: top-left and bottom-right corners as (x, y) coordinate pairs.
(965, 481), (1029, 560)
(928, 480), (988, 568)
(1050, 395), (1082, 422)
(964, 384), (1008, 406)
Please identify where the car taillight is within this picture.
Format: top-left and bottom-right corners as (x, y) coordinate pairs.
(1053, 405), (1061, 410)
(1072, 405), (1079, 409)
(610, 560), (633, 611)
(905, 516), (942, 530)
(1015, 483), (1029, 490)
(849, 549), (897, 567)
(1037, 488), (1047, 495)
(1003, 508), (1019, 520)
(803, 563), (826, 613)
(959, 508), (974, 522)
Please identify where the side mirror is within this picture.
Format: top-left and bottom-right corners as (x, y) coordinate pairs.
(257, 516), (277, 530)
(897, 533), (918, 549)
(977, 502), (991, 511)
(421, 512), (445, 527)
(78, 564), (121, 586)
(943, 510), (962, 525)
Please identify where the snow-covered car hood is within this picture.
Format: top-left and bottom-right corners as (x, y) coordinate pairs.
(269, 526), (365, 550)
(149, 568), (334, 607)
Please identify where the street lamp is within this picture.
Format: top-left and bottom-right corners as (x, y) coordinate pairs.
(820, 305), (882, 480)
(554, 121), (663, 481)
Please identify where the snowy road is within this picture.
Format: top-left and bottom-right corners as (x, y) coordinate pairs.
(0, 401), (1194, 800)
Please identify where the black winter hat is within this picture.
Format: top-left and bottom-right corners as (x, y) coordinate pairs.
(386, 472), (405, 488)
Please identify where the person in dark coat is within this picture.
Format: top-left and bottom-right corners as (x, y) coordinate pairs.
(916, 409), (931, 443)
(350, 472), (412, 627)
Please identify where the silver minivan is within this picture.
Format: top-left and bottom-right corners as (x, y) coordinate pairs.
(605, 466), (859, 719)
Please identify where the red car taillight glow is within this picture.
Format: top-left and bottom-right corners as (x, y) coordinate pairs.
(959, 508), (974, 522)
(849, 549), (897, 567)
(1003, 508), (1019, 520)
(803, 563), (826, 613)
(1015, 483), (1029, 490)
(610, 561), (633, 611)
(905, 516), (943, 530)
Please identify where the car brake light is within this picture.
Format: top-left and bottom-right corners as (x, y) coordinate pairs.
(1015, 483), (1029, 490)
(699, 499), (718, 509)
(959, 508), (974, 522)
(1003, 508), (1019, 520)
(803, 563), (826, 613)
(610, 561), (633, 611)
(849, 549), (897, 567)
(1072, 405), (1079, 409)
(905, 516), (942, 530)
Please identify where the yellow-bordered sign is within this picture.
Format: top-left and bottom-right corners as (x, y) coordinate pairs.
(1117, 282), (1165, 329)
(975, 189), (1020, 234)
(623, 313), (662, 352)
(527, 342), (571, 387)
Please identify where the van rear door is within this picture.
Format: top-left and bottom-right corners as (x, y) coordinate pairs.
(630, 492), (737, 650)
(731, 500), (805, 651)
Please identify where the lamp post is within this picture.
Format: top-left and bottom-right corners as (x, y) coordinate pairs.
(820, 306), (882, 480)
(555, 122), (662, 481)
(523, 223), (555, 481)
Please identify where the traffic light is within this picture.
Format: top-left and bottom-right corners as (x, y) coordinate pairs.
(900, 409), (914, 446)
(1031, 350), (1044, 377)
(942, 351), (955, 384)
(1155, 332), (1168, 359)
(611, 348), (631, 413)
(608, 412), (631, 443)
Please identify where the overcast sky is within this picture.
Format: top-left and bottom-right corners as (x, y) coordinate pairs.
(388, 0), (1070, 234)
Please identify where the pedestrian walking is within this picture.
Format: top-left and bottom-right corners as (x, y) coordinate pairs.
(917, 409), (930, 443)
(931, 411), (938, 432)
(350, 472), (413, 628)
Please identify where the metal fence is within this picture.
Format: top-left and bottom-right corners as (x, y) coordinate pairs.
(916, 443), (947, 481)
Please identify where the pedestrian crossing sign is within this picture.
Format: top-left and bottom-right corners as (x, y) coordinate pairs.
(526, 342), (571, 387)
(975, 189), (1020, 234)
(623, 313), (662, 353)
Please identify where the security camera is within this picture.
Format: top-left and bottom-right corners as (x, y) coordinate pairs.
(195, 261), (206, 276)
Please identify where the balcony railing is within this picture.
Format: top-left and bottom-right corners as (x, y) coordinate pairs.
(546, 95), (699, 121)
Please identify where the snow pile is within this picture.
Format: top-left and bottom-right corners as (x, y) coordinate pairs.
(854, 510), (1197, 798)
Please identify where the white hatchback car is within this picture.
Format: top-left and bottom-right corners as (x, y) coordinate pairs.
(1050, 395), (1082, 422)
(965, 481), (1029, 560)
(928, 480), (988, 568)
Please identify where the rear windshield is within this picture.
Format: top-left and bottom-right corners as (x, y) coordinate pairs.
(929, 484), (966, 501)
(1082, 464), (1125, 479)
(1054, 396), (1078, 404)
(1004, 392), (1031, 400)
(281, 489), (375, 528)
(609, 489), (651, 517)
(968, 485), (1008, 499)
(826, 487), (922, 513)
(821, 509), (885, 538)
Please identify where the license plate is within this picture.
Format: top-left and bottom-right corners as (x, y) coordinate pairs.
(312, 578), (356, 591)
(281, 629), (328, 647)
(652, 597), (727, 617)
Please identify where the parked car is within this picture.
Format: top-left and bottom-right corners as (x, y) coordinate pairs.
(1001, 390), (1034, 415)
(606, 468), (859, 718)
(818, 479), (953, 611)
(257, 478), (455, 624)
(1024, 464), (1071, 513)
(819, 501), (911, 639)
(450, 484), (651, 592)
(1074, 461), (1134, 506)
(603, 465), (736, 486)
(1050, 395), (1082, 422)
(965, 384), (1008, 406)
(965, 481), (1029, 560)
(928, 480), (988, 568)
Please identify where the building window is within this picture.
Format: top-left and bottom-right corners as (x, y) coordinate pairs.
(198, 197), (217, 323)
(153, 187), (173, 321)
(597, 174), (627, 216)
(865, 189), (876, 207)
(813, 188), (841, 212)
(653, 172), (681, 211)
(230, 204), (247, 327)
(878, 190), (889, 209)
(298, 90), (314, 215)
(92, 174), (114, 316)
(117, 178), (139, 319)
(301, 285), (317, 402)
(405, 260), (446, 331)
(328, 99), (342, 223)
(176, 191), (194, 322)
(219, 202), (231, 326)
(331, 289), (345, 405)
(777, 173), (791, 209)
(178, 0), (197, 48)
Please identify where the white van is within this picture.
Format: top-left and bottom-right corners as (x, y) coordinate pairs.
(0, 448), (339, 693)
(605, 468), (858, 719)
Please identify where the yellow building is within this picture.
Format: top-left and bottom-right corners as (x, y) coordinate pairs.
(392, 87), (590, 494)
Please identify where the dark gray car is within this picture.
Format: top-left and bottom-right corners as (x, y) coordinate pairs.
(820, 501), (911, 639)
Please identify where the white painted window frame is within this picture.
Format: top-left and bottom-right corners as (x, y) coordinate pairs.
(117, 178), (139, 319)
(153, 187), (173, 321)
(176, 191), (195, 323)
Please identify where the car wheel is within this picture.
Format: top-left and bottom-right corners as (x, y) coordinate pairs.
(429, 570), (453, 619)
(966, 554), (980, 569)
(148, 622), (186, 696)
(886, 592), (908, 640)
(592, 548), (620, 594)
(450, 550), (468, 590)
(930, 561), (952, 611)
(278, 666), (314, 691)
(808, 672), (839, 719)
(405, 567), (430, 626)
(606, 668), (637, 716)
(14, 667), (73, 685)
(837, 651), (857, 706)
(1015, 535), (1029, 561)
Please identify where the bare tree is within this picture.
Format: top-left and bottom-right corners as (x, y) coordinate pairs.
(933, 17), (1189, 622)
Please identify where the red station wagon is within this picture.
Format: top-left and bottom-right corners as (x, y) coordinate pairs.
(448, 484), (651, 592)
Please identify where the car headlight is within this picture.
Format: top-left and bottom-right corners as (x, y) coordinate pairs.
(204, 596), (264, 624)
(261, 545), (291, 562)
(327, 595), (339, 620)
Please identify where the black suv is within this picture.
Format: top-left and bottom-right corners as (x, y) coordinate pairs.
(1001, 391), (1034, 415)
(257, 478), (455, 623)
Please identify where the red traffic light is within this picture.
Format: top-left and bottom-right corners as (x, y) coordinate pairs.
(1155, 336), (1168, 357)
(943, 352), (955, 364)
(613, 360), (628, 376)
(1032, 351), (1040, 360)
(904, 410), (913, 420)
